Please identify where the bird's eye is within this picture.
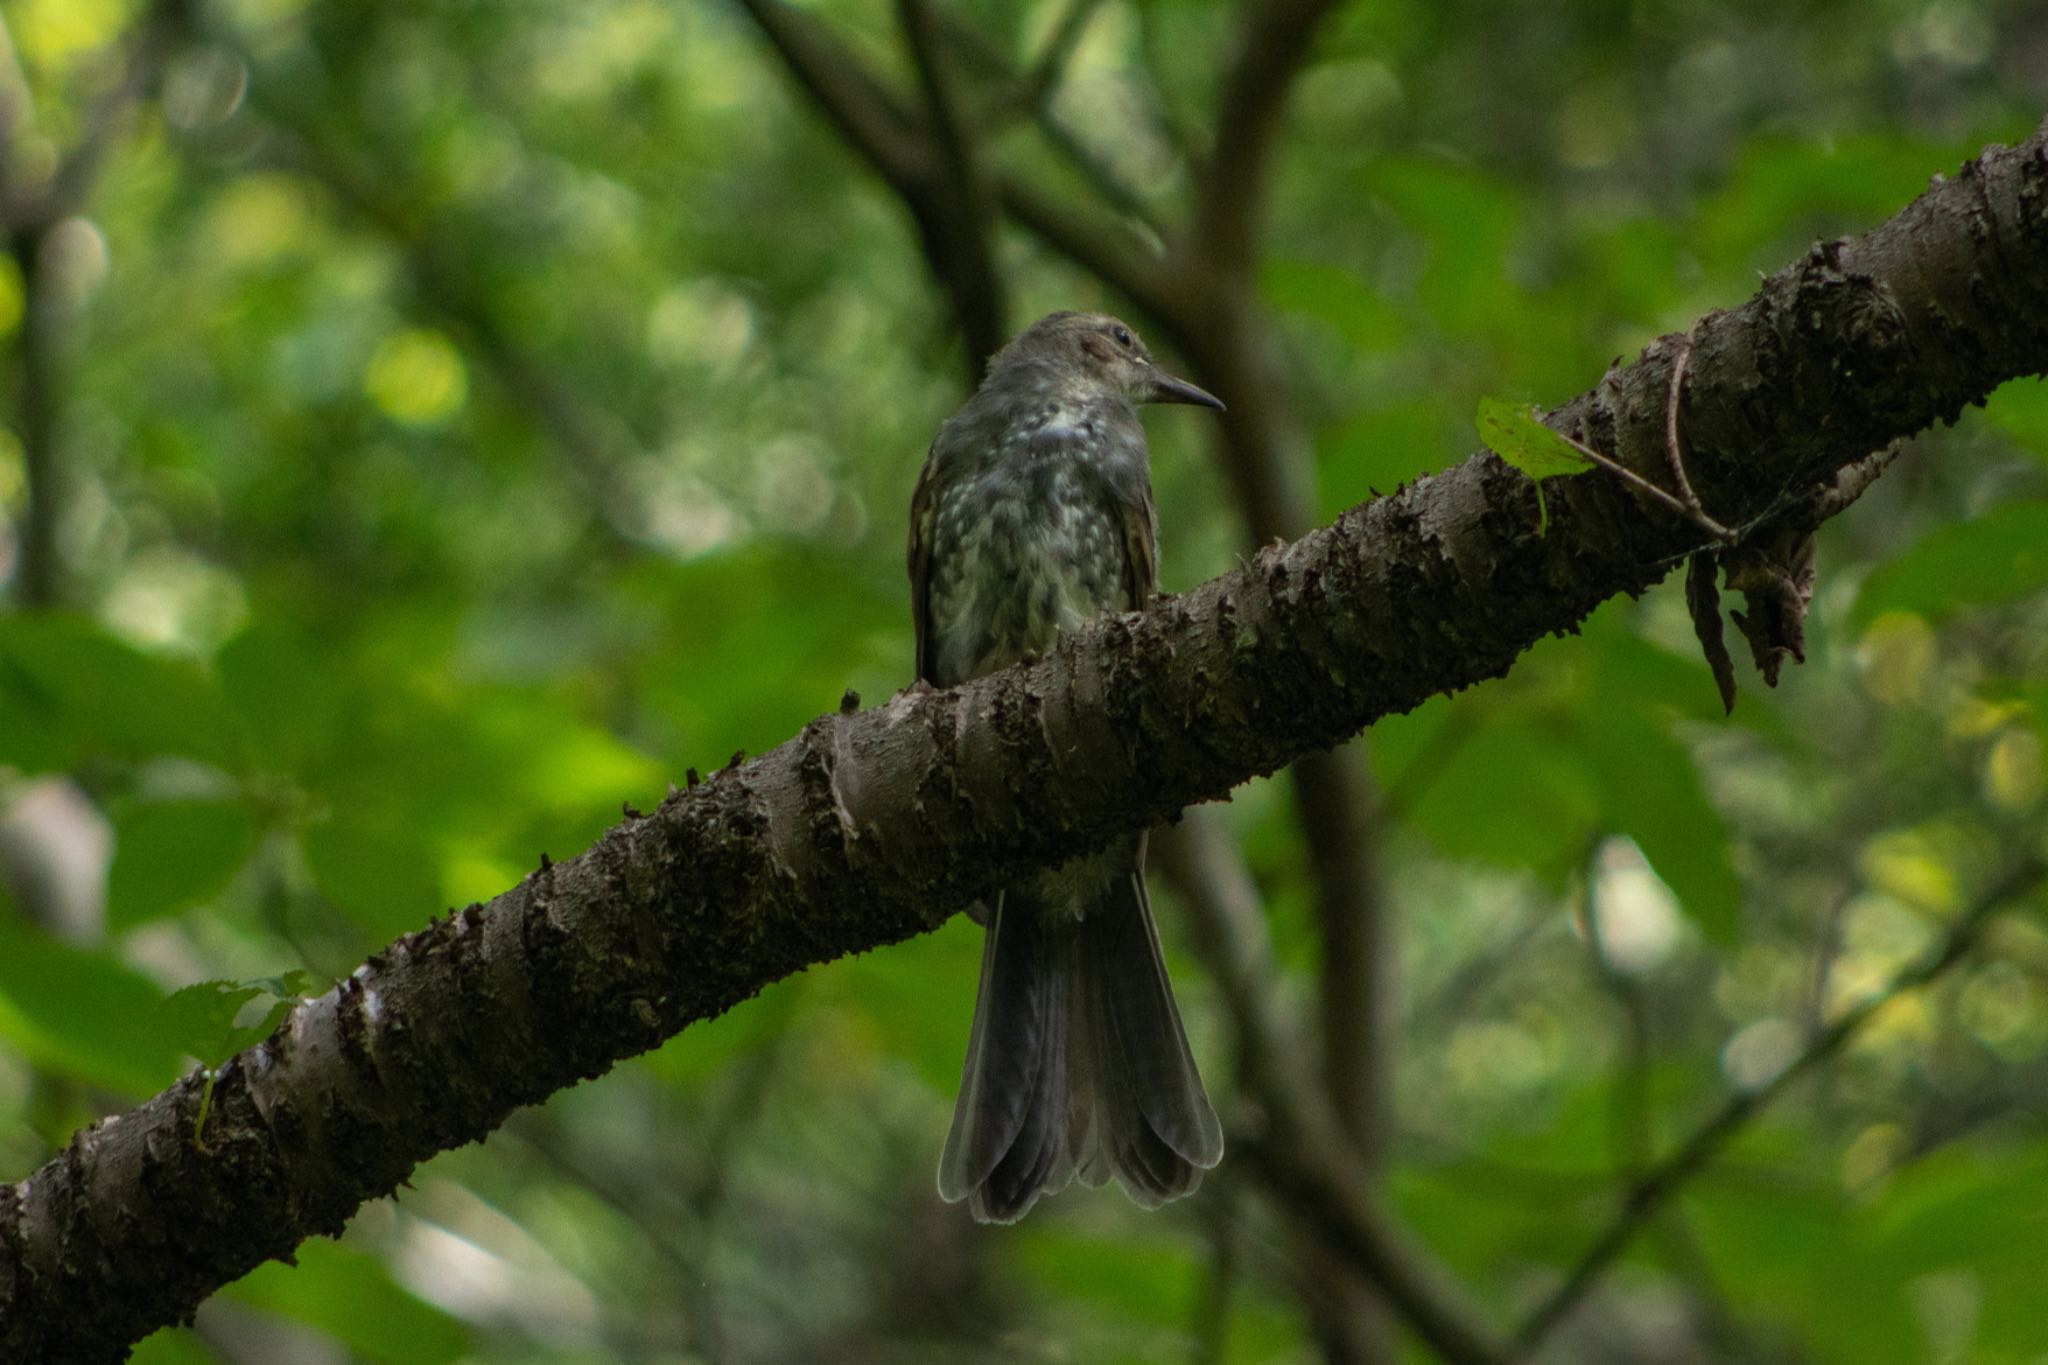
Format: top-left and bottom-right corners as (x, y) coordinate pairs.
(1112, 326), (1134, 348)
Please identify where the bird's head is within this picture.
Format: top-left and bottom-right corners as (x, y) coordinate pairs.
(991, 311), (1224, 411)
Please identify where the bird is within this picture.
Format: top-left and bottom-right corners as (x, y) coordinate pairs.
(907, 310), (1227, 1223)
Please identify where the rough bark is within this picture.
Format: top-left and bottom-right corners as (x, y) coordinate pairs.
(1, 119), (2044, 1363)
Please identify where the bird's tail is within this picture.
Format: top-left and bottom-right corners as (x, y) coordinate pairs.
(937, 861), (1223, 1223)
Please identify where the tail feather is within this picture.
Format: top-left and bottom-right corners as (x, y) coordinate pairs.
(980, 965), (1068, 1220)
(1094, 872), (1225, 1171)
(937, 891), (1063, 1218)
(939, 860), (1221, 1222)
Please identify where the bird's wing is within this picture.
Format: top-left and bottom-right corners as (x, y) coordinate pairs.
(1120, 485), (1158, 610)
(908, 443), (940, 685)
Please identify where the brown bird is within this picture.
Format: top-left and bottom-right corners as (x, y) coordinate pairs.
(908, 311), (1227, 1222)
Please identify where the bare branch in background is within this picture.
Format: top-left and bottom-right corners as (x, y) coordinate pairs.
(1189, 1168), (1244, 1365)
(1580, 841), (1657, 1190)
(1177, 9), (1391, 1354)
(733, 0), (923, 189)
(1513, 856), (2048, 1355)
(1190, 0), (1337, 275)
(210, 84), (642, 550)
(739, 0), (1013, 379)
(895, 0), (1008, 371)
(0, 0), (188, 606)
(1156, 814), (1511, 1365)
(733, 14), (1402, 1357)
(7, 226), (63, 608)
(933, 7), (1167, 239)
(0, 0), (186, 234)
(1020, 0), (1105, 110)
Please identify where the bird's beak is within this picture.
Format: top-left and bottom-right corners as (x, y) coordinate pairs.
(1146, 367), (1225, 411)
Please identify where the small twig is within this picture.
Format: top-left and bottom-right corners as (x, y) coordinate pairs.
(932, 8), (1165, 236)
(735, 0), (924, 190)
(1662, 324), (1709, 521)
(1512, 856), (2047, 1355)
(1189, 1172), (1241, 1365)
(1019, 0), (1104, 110)
(993, 169), (1181, 326)
(1404, 903), (1555, 1041)
(1, 0), (185, 605)
(1553, 424), (1738, 544)
(0, 0), (182, 233)
(10, 227), (62, 606)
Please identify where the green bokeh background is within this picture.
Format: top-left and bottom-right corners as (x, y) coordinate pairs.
(2, 0), (2046, 1360)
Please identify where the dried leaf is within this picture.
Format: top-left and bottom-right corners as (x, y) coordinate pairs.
(1725, 529), (1817, 687)
(1686, 551), (1738, 715)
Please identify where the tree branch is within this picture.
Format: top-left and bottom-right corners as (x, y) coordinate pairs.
(2, 120), (2045, 1362)
(735, 0), (1185, 348)
(1155, 817), (1505, 1365)
(894, 0), (1008, 372)
(732, 0), (925, 192)
(931, 7), (1167, 241)
(1189, 0), (1336, 274)
(237, 117), (642, 532)
(1020, 0), (1104, 111)
(738, 0), (1014, 377)
(2, 0), (187, 606)
(0, 0), (184, 234)
(741, 17), (1399, 1359)
(1511, 855), (2048, 1356)
(1176, 12), (1389, 1356)
(8, 226), (63, 608)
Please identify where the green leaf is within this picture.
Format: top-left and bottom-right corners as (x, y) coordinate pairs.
(1581, 709), (1741, 943)
(128, 1329), (216, 1365)
(1475, 397), (1590, 480)
(0, 917), (182, 1094)
(0, 614), (236, 772)
(108, 799), (258, 931)
(153, 971), (314, 1066)
(224, 1240), (471, 1364)
(1261, 258), (1406, 352)
(1475, 397), (1589, 533)
(1854, 501), (2048, 626)
(1980, 375), (2048, 458)
(217, 620), (351, 775)
(1375, 699), (1603, 877)
(154, 980), (264, 1063)
(303, 815), (444, 937)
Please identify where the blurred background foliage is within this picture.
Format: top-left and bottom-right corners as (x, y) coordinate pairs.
(0, 0), (2046, 1360)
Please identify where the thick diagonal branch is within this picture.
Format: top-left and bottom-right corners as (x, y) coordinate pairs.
(2, 120), (2045, 1364)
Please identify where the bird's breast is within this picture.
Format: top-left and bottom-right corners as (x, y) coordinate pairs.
(926, 449), (1136, 687)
